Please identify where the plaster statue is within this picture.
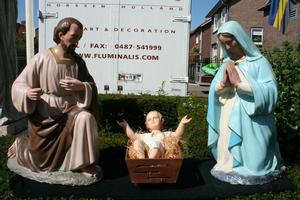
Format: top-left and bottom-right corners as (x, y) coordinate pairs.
(118, 110), (191, 159)
(7, 17), (102, 185)
(207, 21), (284, 185)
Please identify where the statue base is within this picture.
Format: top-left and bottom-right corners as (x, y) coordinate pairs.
(0, 117), (27, 136)
(7, 157), (103, 186)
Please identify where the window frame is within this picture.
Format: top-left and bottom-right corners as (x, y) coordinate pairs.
(250, 27), (264, 46)
(289, 1), (297, 20)
(211, 42), (218, 59)
(213, 13), (220, 32)
(221, 6), (228, 24)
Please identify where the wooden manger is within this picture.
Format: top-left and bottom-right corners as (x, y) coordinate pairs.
(125, 139), (183, 184)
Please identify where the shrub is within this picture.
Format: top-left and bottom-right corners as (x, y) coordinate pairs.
(263, 42), (300, 162)
(99, 94), (180, 133)
(177, 96), (210, 159)
(98, 94), (210, 159)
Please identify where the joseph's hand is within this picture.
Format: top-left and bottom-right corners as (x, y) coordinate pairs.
(59, 76), (85, 92)
(26, 88), (43, 100)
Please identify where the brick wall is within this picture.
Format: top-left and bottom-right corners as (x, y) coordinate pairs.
(201, 22), (212, 59)
(228, 0), (300, 49)
(189, 33), (198, 65)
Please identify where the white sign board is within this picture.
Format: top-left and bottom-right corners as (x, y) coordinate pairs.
(39, 0), (191, 96)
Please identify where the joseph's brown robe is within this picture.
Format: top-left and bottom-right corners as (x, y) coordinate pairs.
(11, 48), (100, 172)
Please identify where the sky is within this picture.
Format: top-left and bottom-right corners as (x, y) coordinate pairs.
(17, 0), (219, 31)
(191, 0), (219, 30)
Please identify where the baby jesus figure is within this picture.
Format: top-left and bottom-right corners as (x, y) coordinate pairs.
(117, 111), (192, 159)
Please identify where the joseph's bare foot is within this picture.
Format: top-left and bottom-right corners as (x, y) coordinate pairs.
(80, 165), (97, 177)
(7, 140), (17, 158)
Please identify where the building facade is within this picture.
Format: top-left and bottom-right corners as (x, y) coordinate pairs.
(189, 19), (212, 84)
(189, 0), (300, 85)
(206, 0), (300, 60)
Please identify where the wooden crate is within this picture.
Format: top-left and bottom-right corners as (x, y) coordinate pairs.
(125, 147), (183, 184)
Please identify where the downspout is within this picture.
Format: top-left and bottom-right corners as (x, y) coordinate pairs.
(25, 0), (34, 62)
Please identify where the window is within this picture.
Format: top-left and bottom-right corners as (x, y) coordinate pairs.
(211, 43), (218, 59)
(195, 34), (199, 44)
(289, 1), (297, 20)
(199, 32), (202, 53)
(289, 9), (297, 19)
(251, 28), (263, 46)
(219, 46), (223, 61)
(221, 7), (228, 24)
(213, 13), (220, 32)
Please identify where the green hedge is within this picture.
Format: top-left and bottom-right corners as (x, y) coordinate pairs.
(99, 94), (179, 132)
(0, 135), (15, 196)
(98, 94), (210, 159)
(177, 96), (210, 159)
(263, 42), (300, 162)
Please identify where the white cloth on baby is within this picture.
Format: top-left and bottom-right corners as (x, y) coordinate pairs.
(135, 131), (172, 149)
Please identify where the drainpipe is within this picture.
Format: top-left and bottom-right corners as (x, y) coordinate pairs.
(25, 0), (34, 62)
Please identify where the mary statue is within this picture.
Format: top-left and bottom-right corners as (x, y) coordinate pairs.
(207, 21), (284, 185)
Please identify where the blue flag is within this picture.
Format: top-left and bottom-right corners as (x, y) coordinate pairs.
(268, 0), (289, 33)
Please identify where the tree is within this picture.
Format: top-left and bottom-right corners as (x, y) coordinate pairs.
(0, 0), (23, 129)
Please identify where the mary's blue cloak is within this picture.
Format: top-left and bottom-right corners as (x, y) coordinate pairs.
(207, 21), (283, 184)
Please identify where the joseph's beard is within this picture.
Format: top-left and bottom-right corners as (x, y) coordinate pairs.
(61, 42), (76, 53)
(67, 47), (76, 53)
